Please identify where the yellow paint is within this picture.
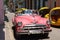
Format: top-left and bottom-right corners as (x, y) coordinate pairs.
(39, 7), (49, 11)
(16, 8), (27, 13)
(44, 14), (49, 19)
(49, 7), (60, 26)
(49, 7), (60, 13)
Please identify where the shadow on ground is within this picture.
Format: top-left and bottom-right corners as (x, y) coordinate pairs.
(51, 25), (60, 29)
(16, 34), (49, 40)
(0, 24), (5, 40)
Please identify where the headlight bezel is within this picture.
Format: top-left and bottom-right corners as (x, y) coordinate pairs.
(17, 22), (22, 26)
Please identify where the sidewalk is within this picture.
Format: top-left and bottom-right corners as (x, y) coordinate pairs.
(5, 10), (15, 40)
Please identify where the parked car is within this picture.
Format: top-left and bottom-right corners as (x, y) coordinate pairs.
(15, 8), (27, 16)
(39, 7), (50, 18)
(49, 7), (60, 26)
(12, 9), (52, 39)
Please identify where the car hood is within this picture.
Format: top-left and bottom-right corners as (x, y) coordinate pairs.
(15, 14), (48, 25)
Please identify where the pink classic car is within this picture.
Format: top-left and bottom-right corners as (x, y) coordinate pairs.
(12, 10), (52, 38)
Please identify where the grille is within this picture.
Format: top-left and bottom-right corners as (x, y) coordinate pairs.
(22, 24), (46, 30)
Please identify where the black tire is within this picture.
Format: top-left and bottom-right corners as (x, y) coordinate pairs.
(14, 31), (17, 39)
(43, 33), (49, 38)
(14, 27), (19, 39)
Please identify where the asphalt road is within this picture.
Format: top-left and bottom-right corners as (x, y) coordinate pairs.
(5, 11), (60, 40)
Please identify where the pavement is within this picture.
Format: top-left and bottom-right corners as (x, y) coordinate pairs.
(5, 10), (15, 40)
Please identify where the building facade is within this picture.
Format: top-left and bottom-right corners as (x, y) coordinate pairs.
(8, 0), (60, 11)
(56, 0), (60, 7)
(48, 0), (60, 8)
(0, 0), (4, 24)
(22, 0), (49, 9)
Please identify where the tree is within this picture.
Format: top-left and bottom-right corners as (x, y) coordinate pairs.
(4, 0), (9, 5)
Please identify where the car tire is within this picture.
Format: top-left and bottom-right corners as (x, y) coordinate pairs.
(14, 28), (19, 39)
(43, 33), (49, 38)
(14, 31), (17, 39)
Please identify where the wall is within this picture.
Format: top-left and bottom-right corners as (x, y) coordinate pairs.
(56, 0), (60, 6)
(47, 0), (55, 8)
(0, 0), (4, 24)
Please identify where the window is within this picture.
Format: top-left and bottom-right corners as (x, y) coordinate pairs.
(24, 10), (32, 14)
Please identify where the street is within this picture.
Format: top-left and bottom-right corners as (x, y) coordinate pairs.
(5, 11), (60, 40)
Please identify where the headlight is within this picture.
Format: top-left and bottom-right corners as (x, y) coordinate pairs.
(46, 20), (50, 24)
(18, 22), (22, 26)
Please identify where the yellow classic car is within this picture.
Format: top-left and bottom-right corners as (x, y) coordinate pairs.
(15, 8), (27, 16)
(39, 7), (60, 26)
(39, 7), (50, 18)
(49, 7), (60, 26)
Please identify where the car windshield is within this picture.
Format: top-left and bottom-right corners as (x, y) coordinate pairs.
(16, 10), (39, 16)
(24, 10), (32, 14)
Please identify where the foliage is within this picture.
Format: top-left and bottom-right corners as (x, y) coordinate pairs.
(4, 0), (9, 5)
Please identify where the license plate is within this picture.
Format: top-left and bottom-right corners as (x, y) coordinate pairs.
(29, 30), (42, 33)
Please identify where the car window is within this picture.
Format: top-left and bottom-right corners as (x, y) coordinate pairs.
(24, 10), (32, 14)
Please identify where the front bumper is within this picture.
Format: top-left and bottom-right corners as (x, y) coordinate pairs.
(16, 24), (52, 35)
(16, 29), (52, 35)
